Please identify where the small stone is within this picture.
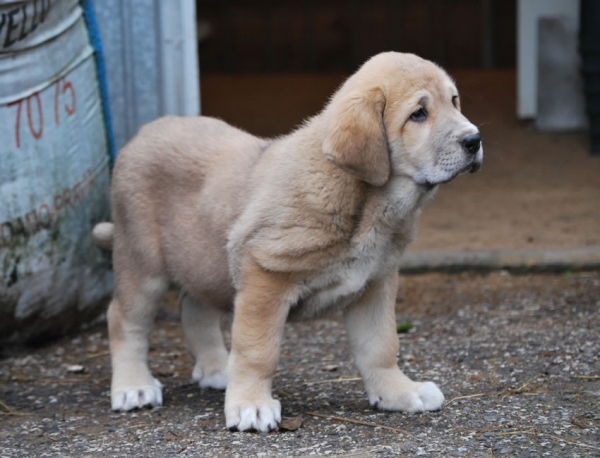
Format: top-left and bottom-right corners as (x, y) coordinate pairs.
(0, 369), (11, 383)
(66, 365), (85, 373)
(322, 365), (338, 372)
(279, 416), (303, 432)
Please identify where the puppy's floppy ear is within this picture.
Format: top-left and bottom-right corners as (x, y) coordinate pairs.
(323, 88), (390, 186)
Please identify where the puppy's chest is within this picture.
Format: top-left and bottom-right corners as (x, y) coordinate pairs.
(289, 233), (400, 320)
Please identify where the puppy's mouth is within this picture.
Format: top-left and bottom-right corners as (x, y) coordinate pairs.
(469, 160), (482, 174)
(421, 159), (482, 189)
(459, 159), (482, 176)
(421, 178), (448, 190)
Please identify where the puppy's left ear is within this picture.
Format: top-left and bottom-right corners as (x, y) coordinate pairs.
(323, 88), (390, 186)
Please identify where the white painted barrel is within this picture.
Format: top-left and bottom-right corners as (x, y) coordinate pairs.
(0, 0), (112, 343)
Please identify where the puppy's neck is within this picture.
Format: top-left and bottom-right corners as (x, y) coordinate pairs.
(385, 174), (437, 212)
(349, 176), (434, 241)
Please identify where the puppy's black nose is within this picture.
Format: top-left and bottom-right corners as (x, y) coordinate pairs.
(461, 133), (481, 155)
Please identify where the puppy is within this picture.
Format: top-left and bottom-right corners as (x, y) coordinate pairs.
(94, 52), (482, 432)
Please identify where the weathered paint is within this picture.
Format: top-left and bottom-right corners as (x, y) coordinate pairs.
(0, 0), (112, 343)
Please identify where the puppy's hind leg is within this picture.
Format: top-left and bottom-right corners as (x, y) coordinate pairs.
(181, 293), (229, 390)
(108, 266), (168, 412)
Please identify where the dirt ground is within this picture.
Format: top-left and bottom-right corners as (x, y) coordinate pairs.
(1, 272), (599, 457)
(1, 71), (599, 456)
(201, 70), (600, 252)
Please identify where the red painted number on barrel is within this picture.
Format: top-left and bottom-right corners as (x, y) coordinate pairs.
(9, 77), (77, 148)
(27, 93), (43, 140)
(54, 77), (76, 124)
(7, 99), (23, 148)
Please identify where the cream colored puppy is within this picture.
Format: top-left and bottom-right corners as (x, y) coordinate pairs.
(94, 52), (482, 432)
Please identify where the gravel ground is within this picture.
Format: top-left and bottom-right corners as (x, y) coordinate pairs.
(1, 271), (599, 457)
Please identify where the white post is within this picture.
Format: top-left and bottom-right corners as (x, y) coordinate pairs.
(158, 0), (200, 116)
(517, 0), (580, 119)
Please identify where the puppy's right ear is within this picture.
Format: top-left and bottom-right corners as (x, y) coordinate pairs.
(323, 88), (390, 187)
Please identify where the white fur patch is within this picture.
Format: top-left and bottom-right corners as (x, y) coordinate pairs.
(418, 381), (445, 411)
(111, 378), (163, 411)
(370, 381), (444, 412)
(193, 367), (228, 390)
(311, 258), (375, 306)
(226, 400), (281, 432)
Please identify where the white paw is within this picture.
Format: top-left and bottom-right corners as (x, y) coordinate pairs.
(370, 381), (444, 412)
(192, 367), (228, 390)
(111, 378), (163, 411)
(417, 381), (445, 410)
(225, 399), (281, 432)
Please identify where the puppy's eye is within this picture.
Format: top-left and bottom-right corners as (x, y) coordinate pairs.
(452, 96), (459, 108)
(409, 108), (427, 122)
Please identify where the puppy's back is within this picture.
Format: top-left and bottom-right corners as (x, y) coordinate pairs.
(109, 117), (266, 285)
(114, 116), (264, 185)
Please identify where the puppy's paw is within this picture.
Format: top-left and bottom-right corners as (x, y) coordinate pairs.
(225, 399), (281, 432)
(111, 378), (163, 411)
(370, 381), (444, 412)
(417, 381), (445, 410)
(192, 367), (228, 390)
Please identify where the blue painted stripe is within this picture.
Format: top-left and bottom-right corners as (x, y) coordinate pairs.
(81, 0), (117, 168)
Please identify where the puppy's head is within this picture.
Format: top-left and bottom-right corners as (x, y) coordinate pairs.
(323, 52), (482, 188)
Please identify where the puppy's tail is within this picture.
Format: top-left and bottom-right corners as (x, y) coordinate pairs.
(92, 222), (114, 250)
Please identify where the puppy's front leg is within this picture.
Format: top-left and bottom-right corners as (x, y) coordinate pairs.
(344, 273), (444, 412)
(225, 263), (295, 432)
